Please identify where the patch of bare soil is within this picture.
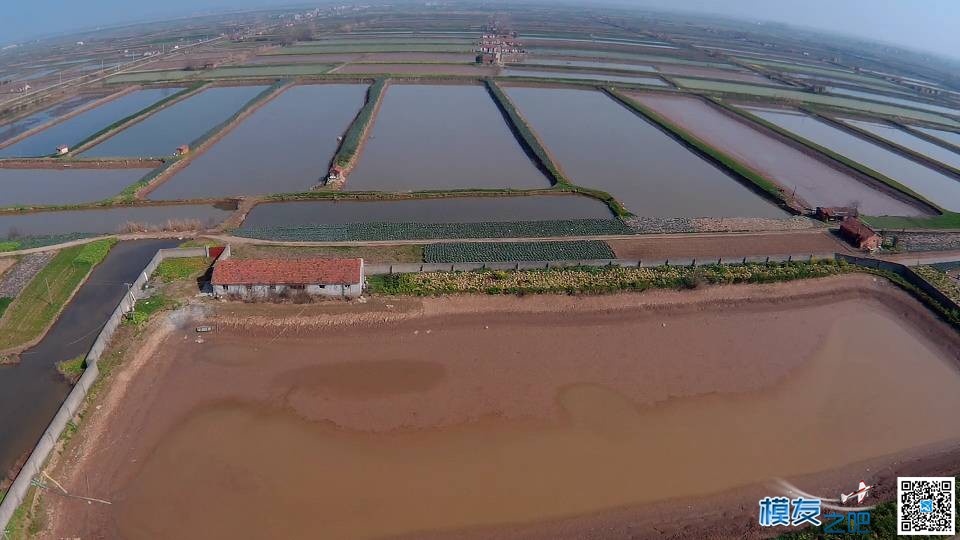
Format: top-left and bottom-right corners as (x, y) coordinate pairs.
(608, 230), (848, 260)
(40, 275), (960, 539)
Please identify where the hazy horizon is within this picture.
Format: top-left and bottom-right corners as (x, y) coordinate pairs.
(2, 0), (958, 61)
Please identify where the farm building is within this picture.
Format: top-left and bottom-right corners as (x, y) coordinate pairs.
(815, 206), (858, 221)
(839, 217), (881, 251)
(211, 257), (364, 299)
(175, 144), (190, 156)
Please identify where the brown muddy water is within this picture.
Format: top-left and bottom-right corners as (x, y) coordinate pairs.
(0, 167), (152, 207)
(629, 94), (928, 216)
(241, 195), (612, 227)
(842, 118), (960, 171)
(346, 85), (550, 191)
(84, 282), (960, 539)
(743, 106), (960, 212)
(506, 87), (787, 217)
(148, 84), (366, 200)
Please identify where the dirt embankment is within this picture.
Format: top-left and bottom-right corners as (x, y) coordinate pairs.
(39, 275), (960, 540)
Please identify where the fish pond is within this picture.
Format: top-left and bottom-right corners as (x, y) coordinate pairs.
(0, 88), (182, 157)
(0, 92), (107, 145)
(0, 167), (152, 208)
(500, 69), (668, 86)
(0, 204), (233, 239)
(506, 87), (786, 218)
(346, 85), (549, 191)
(841, 118), (960, 171)
(743, 107), (960, 212)
(81, 85), (267, 157)
(149, 84), (366, 200)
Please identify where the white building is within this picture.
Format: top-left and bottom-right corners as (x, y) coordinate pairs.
(211, 257), (364, 299)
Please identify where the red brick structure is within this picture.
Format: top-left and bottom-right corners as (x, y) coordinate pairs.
(839, 218), (881, 251)
(212, 258), (364, 298)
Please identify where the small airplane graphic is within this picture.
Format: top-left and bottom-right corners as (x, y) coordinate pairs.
(840, 481), (873, 504)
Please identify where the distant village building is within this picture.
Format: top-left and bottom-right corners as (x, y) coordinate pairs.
(175, 144), (190, 156)
(475, 19), (524, 65)
(839, 217), (881, 251)
(55, 144), (69, 155)
(327, 165), (344, 182)
(212, 257), (365, 299)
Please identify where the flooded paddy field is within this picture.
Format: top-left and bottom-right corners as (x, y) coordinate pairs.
(501, 68), (668, 86)
(81, 85), (267, 157)
(0, 167), (152, 207)
(629, 94), (928, 216)
(149, 84), (366, 200)
(335, 63), (496, 76)
(0, 92), (108, 145)
(44, 275), (960, 539)
(743, 107), (960, 212)
(842, 118), (960, 170)
(505, 87), (786, 217)
(0, 88), (182, 158)
(675, 79), (960, 128)
(346, 85), (549, 191)
(529, 49), (738, 69)
(826, 87), (960, 117)
(915, 126), (960, 149)
(0, 204), (233, 238)
(241, 195), (612, 227)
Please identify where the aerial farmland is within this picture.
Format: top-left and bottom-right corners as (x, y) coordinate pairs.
(2, 3), (960, 539)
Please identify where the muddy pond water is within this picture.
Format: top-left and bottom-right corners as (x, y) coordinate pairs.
(628, 94), (927, 216)
(0, 167), (152, 207)
(0, 204), (233, 238)
(0, 88), (182, 158)
(0, 93), (106, 145)
(241, 195), (612, 227)
(346, 85), (549, 191)
(89, 281), (960, 539)
(81, 85), (267, 157)
(506, 87), (786, 217)
(149, 84), (366, 200)
(743, 107), (960, 212)
(841, 118), (960, 171)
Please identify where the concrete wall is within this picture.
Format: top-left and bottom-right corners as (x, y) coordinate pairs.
(0, 247), (208, 531)
(213, 281), (363, 298)
(837, 254), (960, 313)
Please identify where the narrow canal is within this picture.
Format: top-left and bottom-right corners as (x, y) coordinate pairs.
(0, 239), (178, 485)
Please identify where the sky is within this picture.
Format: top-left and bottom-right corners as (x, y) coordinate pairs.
(2, 0), (958, 59)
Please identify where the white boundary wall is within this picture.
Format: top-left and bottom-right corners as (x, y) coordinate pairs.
(0, 247), (206, 532)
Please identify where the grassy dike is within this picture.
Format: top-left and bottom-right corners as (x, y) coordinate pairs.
(331, 78), (387, 170)
(66, 83), (207, 156)
(605, 89), (794, 209)
(0, 239), (116, 352)
(485, 79), (571, 186)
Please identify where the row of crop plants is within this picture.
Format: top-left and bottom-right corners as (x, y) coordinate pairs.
(331, 78), (387, 171)
(423, 240), (615, 263)
(233, 218), (632, 242)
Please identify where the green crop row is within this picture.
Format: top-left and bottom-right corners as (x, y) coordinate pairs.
(333, 78), (387, 169)
(233, 218), (633, 242)
(369, 259), (850, 295)
(914, 265), (960, 304)
(74, 238), (118, 266)
(424, 240), (615, 263)
(485, 80), (570, 186)
(0, 233), (98, 253)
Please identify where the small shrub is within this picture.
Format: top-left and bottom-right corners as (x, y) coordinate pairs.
(56, 355), (86, 381)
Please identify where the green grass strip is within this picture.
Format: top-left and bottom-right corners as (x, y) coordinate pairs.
(0, 238), (116, 350)
(333, 78), (386, 169)
(863, 212), (960, 229)
(485, 79), (570, 186)
(0, 297), (11, 318)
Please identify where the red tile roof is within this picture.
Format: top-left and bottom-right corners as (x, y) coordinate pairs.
(212, 258), (363, 286)
(839, 217), (878, 242)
